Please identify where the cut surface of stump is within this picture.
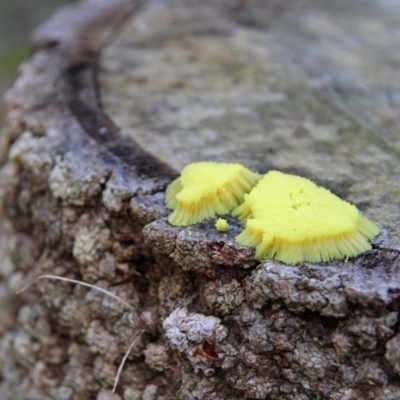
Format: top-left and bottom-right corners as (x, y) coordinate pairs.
(1, 0), (400, 399)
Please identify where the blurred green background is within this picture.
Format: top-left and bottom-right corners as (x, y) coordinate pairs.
(0, 0), (73, 123)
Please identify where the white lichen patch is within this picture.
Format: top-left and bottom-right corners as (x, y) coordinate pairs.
(163, 308), (227, 375)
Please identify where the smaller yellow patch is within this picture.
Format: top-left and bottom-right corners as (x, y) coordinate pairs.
(166, 162), (260, 226)
(216, 218), (230, 232)
(233, 171), (380, 265)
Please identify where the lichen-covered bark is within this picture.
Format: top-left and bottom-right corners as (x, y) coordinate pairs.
(0, 1), (177, 399)
(1, 0), (400, 400)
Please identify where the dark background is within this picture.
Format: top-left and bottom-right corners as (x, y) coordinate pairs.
(0, 0), (73, 123)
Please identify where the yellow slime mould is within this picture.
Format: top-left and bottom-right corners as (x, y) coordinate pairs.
(233, 171), (380, 265)
(216, 218), (230, 232)
(166, 162), (260, 226)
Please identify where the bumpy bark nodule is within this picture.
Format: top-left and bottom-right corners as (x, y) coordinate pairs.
(1, 0), (400, 399)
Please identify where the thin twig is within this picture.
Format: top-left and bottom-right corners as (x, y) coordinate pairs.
(112, 329), (145, 393)
(16, 274), (133, 310)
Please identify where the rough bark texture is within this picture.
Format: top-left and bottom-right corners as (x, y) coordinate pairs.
(1, 0), (400, 399)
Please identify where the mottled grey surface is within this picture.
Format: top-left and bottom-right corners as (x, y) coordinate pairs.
(1, 0), (400, 399)
(101, 0), (400, 251)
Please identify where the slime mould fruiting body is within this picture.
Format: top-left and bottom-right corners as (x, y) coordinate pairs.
(215, 218), (230, 232)
(166, 163), (380, 265)
(165, 162), (260, 226)
(233, 171), (380, 265)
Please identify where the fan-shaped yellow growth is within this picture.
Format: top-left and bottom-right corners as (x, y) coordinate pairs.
(216, 218), (230, 232)
(166, 162), (260, 226)
(233, 171), (379, 265)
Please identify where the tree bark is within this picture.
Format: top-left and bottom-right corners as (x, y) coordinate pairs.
(1, 0), (400, 399)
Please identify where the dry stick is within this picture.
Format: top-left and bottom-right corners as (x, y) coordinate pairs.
(16, 274), (133, 309)
(112, 329), (145, 393)
(17, 274), (144, 392)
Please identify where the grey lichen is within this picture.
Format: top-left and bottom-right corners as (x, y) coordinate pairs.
(49, 153), (110, 206)
(163, 308), (227, 376)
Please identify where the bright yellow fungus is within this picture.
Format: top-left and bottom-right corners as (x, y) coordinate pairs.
(216, 218), (230, 232)
(233, 171), (380, 265)
(166, 162), (260, 226)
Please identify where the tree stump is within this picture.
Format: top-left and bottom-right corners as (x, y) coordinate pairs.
(1, 0), (400, 399)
